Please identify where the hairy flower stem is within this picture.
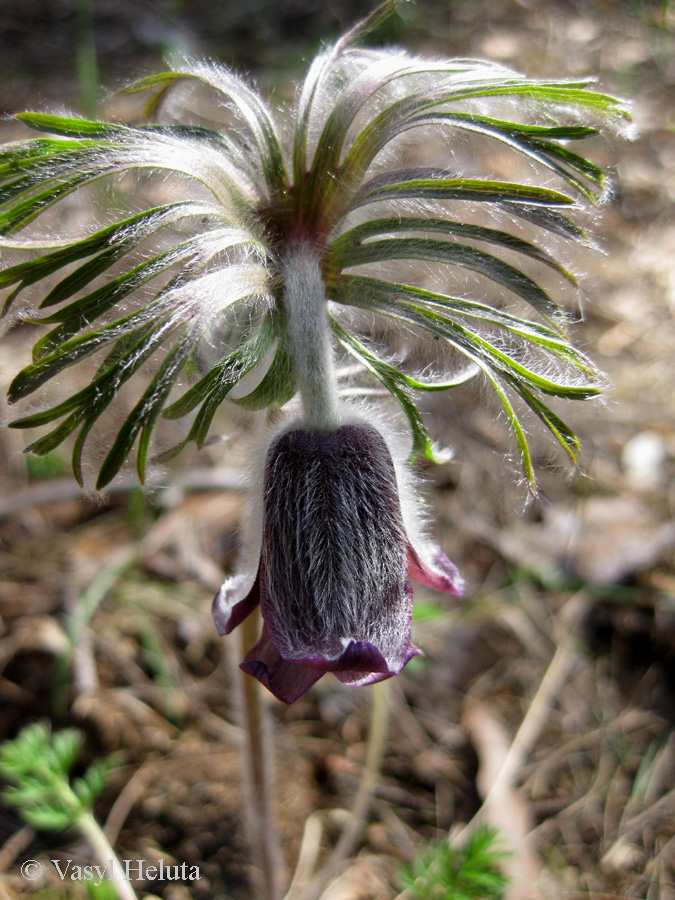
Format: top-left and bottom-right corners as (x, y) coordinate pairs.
(239, 609), (285, 900)
(282, 243), (339, 430)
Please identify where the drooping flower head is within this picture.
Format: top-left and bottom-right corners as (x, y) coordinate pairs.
(1, 2), (628, 699)
(214, 420), (463, 703)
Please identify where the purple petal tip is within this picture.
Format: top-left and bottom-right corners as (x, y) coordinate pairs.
(408, 546), (464, 596)
(241, 628), (420, 703)
(212, 572), (261, 636)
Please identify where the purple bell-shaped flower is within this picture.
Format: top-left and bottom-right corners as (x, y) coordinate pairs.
(213, 421), (463, 703)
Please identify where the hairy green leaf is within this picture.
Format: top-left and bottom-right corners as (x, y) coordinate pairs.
(97, 318), (205, 487)
(332, 319), (452, 461)
(233, 335), (296, 411)
(331, 236), (567, 326)
(120, 64), (287, 195)
(333, 275), (597, 373)
(351, 169), (576, 216)
(329, 217), (577, 284)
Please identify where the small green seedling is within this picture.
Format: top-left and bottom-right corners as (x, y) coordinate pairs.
(400, 824), (512, 900)
(0, 723), (134, 900)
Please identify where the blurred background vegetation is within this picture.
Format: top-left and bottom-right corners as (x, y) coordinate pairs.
(0, 1), (674, 899)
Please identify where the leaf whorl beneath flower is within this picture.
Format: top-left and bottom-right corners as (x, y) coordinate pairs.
(1, 0), (628, 489)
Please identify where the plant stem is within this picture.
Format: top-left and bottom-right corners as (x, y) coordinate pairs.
(282, 243), (339, 430)
(77, 811), (138, 900)
(239, 609), (285, 900)
(331, 679), (391, 862)
(54, 548), (136, 719)
(295, 679), (391, 900)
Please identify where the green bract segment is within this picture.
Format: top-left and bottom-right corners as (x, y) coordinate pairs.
(0, 0), (628, 491)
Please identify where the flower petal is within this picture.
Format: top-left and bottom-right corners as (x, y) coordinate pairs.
(407, 544), (464, 596)
(241, 625), (421, 702)
(240, 625), (324, 704)
(212, 569), (261, 636)
(334, 640), (421, 686)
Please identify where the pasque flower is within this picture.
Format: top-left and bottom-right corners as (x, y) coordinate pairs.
(1, 2), (627, 699)
(213, 421), (463, 703)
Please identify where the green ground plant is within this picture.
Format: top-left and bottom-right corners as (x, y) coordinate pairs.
(0, 723), (133, 900)
(400, 825), (511, 900)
